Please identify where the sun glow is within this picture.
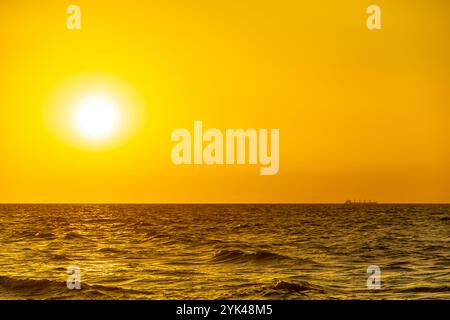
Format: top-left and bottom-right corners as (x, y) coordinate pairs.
(45, 73), (146, 149)
(73, 95), (121, 141)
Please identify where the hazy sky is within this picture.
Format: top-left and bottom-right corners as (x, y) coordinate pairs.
(0, 0), (449, 203)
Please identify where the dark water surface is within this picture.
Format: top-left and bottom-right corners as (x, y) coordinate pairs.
(0, 204), (448, 299)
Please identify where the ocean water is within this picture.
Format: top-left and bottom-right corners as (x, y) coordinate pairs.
(0, 204), (448, 300)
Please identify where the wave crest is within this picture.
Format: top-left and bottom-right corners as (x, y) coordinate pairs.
(212, 249), (292, 264)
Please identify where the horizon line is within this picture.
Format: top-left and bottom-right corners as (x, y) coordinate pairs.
(0, 202), (449, 205)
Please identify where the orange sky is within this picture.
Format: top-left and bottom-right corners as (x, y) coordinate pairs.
(0, 0), (449, 203)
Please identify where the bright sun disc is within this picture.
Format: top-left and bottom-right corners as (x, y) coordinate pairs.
(73, 95), (121, 141)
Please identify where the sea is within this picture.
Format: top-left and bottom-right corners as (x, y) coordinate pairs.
(0, 204), (448, 300)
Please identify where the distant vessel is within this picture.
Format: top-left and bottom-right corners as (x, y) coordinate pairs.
(345, 200), (378, 205)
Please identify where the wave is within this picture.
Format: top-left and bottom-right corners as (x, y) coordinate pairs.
(63, 232), (86, 240)
(384, 262), (415, 272)
(148, 233), (171, 239)
(0, 275), (148, 300)
(0, 275), (102, 299)
(0, 276), (59, 291)
(398, 286), (450, 293)
(98, 247), (123, 254)
(211, 249), (292, 264)
(47, 253), (70, 261)
(271, 280), (316, 293)
(134, 221), (153, 227)
(18, 231), (57, 240)
(233, 280), (326, 299)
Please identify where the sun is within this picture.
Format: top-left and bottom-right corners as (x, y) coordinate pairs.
(73, 95), (121, 141)
(46, 73), (146, 148)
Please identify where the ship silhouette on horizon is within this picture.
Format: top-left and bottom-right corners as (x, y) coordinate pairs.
(344, 200), (378, 205)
